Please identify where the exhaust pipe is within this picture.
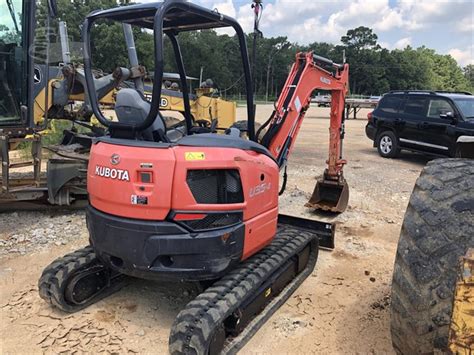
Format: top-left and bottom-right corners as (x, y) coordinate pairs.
(306, 174), (349, 213)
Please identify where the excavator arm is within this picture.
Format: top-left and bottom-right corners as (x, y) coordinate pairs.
(260, 52), (350, 212)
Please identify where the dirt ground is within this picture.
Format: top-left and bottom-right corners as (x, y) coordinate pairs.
(0, 105), (432, 354)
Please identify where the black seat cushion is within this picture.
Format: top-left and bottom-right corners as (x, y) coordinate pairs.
(176, 134), (275, 162)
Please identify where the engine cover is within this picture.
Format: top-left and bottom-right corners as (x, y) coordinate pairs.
(87, 137), (280, 260)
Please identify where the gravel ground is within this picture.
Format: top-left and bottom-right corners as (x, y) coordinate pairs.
(0, 105), (432, 354)
(0, 211), (85, 257)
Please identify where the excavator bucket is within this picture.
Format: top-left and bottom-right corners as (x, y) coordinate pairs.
(306, 178), (349, 213)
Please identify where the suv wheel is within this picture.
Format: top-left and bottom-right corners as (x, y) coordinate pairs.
(377, 131), (399, 158)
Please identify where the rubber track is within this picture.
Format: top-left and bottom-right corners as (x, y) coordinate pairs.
(390, 158), (474, 354)
(38, 246), (127, 313)
(169, 225), (318, 354)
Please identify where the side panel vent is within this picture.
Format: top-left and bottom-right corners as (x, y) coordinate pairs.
(186, 169), (244, 204)
(181, 212), (243, 231)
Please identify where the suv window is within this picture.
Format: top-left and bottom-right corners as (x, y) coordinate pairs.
(378, 96), (403, 113)
(453, 98), (474, 119)
(427, 98), (454, 118)
(402, 97), (427, 116)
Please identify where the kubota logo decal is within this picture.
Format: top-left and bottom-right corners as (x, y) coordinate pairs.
(110, 153), (120, 165)
(95, 165), (130, 181)
(320, 76), (331, 85)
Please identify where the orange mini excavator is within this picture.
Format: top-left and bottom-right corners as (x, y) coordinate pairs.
(38, 1), (349, 353)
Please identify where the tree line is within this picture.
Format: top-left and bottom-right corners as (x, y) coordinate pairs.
(34, 0), (473, 99)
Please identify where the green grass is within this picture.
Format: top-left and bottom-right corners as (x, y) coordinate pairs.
(18, 120), (78, 159)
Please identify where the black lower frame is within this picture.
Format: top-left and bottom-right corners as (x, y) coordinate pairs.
(86, 206), (245, 281)
(277, 214), (335, 249)
(86, 206), (335, 282)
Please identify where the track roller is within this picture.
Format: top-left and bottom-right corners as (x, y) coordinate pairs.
(169, 225), (319, 355)
(38, 246), (128, 313)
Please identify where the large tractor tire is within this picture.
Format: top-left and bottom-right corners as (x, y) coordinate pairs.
(390, 158), (474, 354)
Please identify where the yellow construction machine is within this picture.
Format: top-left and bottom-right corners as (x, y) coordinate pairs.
(1, 0), (237, 208)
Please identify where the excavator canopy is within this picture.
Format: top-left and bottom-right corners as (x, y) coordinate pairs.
(82, 0), (255, 140)
(87, 1), (234, 31)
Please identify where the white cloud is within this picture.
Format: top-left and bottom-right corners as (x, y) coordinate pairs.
(378, 37), (411, 50)
(397, 0), (472, 30)
(333, 0), (394, 30)
(456, 15), (474, 33)
(253, 0), (410, 44)
(222, 0), (472, 45)
(257, 0), (340, 42)
(211, 0), (236, 18)
(188, 0), (472, 46)
(374, 9), (405, 31)
(449, 46), (474, 66)
(257, 0), (394, 43)
(393, 37), (412, 49)
(233, 3), (254, 33)
(187, 0), (473, 66)
(210, 0), (237, 35)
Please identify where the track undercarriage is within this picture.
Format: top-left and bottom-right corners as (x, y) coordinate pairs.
(38, 215), (334, 354)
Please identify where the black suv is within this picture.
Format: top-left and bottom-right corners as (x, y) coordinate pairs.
(366, 91), (474, 158)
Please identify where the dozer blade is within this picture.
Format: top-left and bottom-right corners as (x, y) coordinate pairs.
(306, 178), (349, 213)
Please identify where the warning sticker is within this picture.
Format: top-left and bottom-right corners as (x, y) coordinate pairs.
(294, 96), (302, 113)
(185, 152), (206, 161)
(131, 195), (148, 205)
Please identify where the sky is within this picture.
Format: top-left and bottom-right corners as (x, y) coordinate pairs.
(0, 0), (22, 40)
(189, 0), (474, 67)
(0, 0), (471, 66)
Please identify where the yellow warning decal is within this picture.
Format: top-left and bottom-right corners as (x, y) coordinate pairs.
(185, 152), (206, 161)
(265, 288), (272, 298)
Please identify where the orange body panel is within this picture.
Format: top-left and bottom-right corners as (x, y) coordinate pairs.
(88, 140), (279, 260)
(88, 142), (176, 220)
(243, 207), (278, 259)
(171, 146), (278, 221)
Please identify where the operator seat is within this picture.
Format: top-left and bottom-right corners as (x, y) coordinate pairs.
(115, 88), (185, 142)
(114, 89), (271, 159)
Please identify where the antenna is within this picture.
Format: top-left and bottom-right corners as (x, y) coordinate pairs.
(251, 0), (263, 90)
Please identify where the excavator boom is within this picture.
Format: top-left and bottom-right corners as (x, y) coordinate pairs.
(260, 52), (350, 212)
